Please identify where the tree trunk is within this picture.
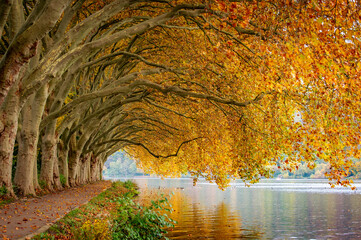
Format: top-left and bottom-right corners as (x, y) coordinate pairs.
(39, 73), (74, 189)
(68, 126), (97, 186)
(90, 156), (98, 182)
(58, 140), (69, 187)
(33, 157), (40, 191)
(14, 85), (47, 196)
(14, 97), (36, 196)
(84, 154), (91, 183)
(68, 150), (81, 187)
(0, 85), (20, 197)
(0, 0), (71, 105)
(79, 155), (89, 185)
(53, 156), (63, 190)
(79, 158), (85, 185)
(98, 159), (104, 181)
(40, 134), (56, 191)
(0, 0), (13, 40)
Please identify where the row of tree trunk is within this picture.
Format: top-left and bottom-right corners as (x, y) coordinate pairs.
(0, 0), (225, 197)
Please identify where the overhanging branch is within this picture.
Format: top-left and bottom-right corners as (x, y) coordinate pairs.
(109, 137), (203, 158)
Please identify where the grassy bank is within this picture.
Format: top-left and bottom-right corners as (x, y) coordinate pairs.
(33, 181), (175, 240)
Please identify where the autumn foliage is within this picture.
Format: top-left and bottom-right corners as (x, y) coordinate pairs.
(0, 0), (360, 196)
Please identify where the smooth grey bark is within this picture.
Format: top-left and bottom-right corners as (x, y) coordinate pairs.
(40, 69), (162, 128)
(21, 6), (205, 102)
(4, 0), (140, 193)
(33, 157), (40, 191)
(8, 0), (24, 41)
(68, 125), (98, 186)
(53, 0), (86, 43)
(0, 0), (71, 105)
(58, 139), (69, 187)
(52, 155), (62, 190)
(13, 40), (45, 195)
(15, 96), (36, 196)
(79, 154), (91, 184)
(19, 0), (141, 101)
(14, 81), (48, 195)
(0, 0), (13, 40)
(40, 131), (57, 191)
(38, 73), (74, 190)
(0, 84), (20, 197)
(90, 156), (99, 182)
(0, 0), (70, 195)
(67, 134), (79, 186)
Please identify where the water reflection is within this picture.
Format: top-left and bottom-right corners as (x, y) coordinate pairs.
(129, 178), (361, 239)
(168, 191), (263, 239)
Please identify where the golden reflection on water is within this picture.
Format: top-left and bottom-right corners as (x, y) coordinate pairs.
(133, 178), (361, 239)
(166, 190), (264, 239)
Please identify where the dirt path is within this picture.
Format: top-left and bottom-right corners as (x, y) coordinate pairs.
(0, 181), (112, 240)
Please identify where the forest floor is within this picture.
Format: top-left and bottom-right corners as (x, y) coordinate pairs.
(0, 180), (112, 240)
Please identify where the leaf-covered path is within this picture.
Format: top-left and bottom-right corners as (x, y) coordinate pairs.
(0, 181), (111, 240)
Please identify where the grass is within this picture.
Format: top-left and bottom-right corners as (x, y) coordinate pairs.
(0, 186), (15, 207)
(32, 180), (175, 240)
(0, 198), (14, 208)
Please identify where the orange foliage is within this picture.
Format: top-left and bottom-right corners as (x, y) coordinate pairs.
(121, 0), (361, 189)
(50, 0), (361, 189)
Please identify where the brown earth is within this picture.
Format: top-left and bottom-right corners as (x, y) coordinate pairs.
(0, 181), (112, 240)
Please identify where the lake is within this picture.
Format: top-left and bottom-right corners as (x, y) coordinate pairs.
(119, 178), (361, 239)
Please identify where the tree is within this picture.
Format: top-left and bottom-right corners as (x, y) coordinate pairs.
(0, 0), (360, 196)
(103, 151), (137, 177)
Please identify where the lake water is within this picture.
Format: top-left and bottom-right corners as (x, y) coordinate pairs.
(122, 178), (361, 239)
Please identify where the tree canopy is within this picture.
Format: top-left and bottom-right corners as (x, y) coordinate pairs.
(0, 0), (360, 196)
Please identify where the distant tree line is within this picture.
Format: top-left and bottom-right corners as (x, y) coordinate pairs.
(103, 151), (138, 178)
(274, 158), (361, 180)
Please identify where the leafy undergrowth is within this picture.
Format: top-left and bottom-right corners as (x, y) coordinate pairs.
(32, 180), (175, 240)
(0, 198), (14, 208)
(0, 186), (15, 207)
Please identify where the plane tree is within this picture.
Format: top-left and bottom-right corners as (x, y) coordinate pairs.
(0, 0), (360, 196)
(0, 0), (215, 196)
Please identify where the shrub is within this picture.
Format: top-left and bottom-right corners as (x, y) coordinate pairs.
(35, 233), (55, 240)
(0, 186), (7, 196)
(60, 174), (66, 187)
(39, 179), (46, 189)
(75, 219), (110, 240)
(123, 180), (138, 191)
(111, 194), (175, 240)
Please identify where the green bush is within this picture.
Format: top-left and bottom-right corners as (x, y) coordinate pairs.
(39, 179), (46, 189)
(75, 219), (110, 240)
(121, 180), (139, 196)
(111, 193), (175, 240)
(123, 180), (137, 190)
(60, 174), (66, 187)
(0, 186), (7, 196)
(34, 233), (55, 240)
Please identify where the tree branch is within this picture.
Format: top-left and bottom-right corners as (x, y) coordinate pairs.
(137, 79), (272, 107)
(107, 137), (203, 158)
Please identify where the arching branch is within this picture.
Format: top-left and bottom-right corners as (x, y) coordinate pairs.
(137, 79), (272, 107)
(102, 137), (203, 158)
